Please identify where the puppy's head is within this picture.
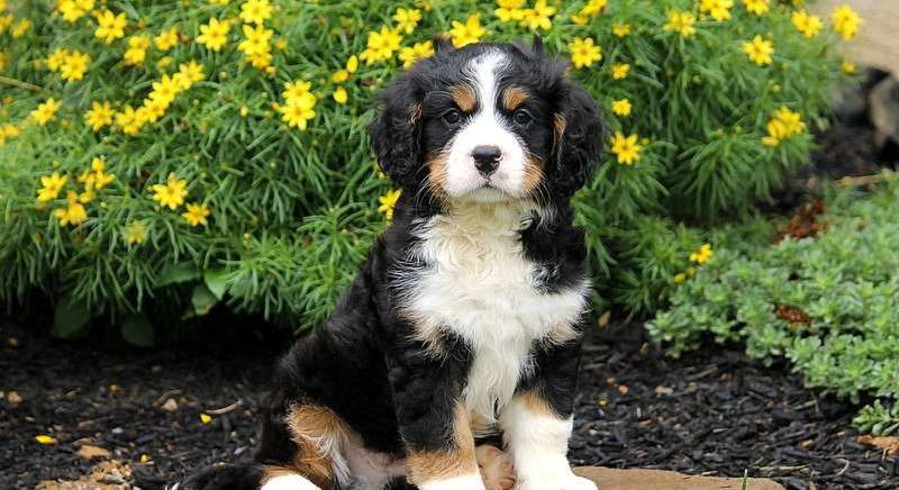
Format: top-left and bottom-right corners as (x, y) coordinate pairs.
(369, 39), (606, 206)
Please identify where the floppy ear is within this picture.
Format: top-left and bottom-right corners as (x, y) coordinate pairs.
(367, 76), (423, 188)
(551, 84), (606, 197)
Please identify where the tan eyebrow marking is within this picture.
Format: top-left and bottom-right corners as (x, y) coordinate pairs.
(502, 86), (529, 111)
(450, 85), (477, 112)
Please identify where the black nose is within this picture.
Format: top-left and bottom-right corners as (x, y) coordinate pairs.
(472, 145), (502, 175)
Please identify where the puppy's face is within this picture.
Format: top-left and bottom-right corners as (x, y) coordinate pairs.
(370, 41), (605, 207)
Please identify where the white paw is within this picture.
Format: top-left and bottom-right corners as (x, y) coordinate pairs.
(419, 473), (487, 490)
(517, 472), (598, 490)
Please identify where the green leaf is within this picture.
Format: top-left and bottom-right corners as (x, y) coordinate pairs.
(203, 269), (230, 301)
(121, 316), (155, 347)
(191, 283), (219, 317)
(157, 263), (201, 287)
(51, 300), (91, 339)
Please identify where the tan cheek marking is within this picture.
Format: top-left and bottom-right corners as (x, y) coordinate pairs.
(502, 87), (529, 111)
(277, 404), (351, 487)
(521, 155), (545, 195)
(450, 85), (478, 113)
(425, 149), (451, 203)
(406, 403), (479, 484)
(553, 113), (566, 148)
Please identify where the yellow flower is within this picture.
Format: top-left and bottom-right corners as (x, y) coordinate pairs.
(398, 40), (435, 69)
(94, 9), (127, 44)
(0, 123), (20, 146)
(150, 174), (189, 210)
(0, 13), (12, 34)
(58, 0), (94, 23)
(35, 435), (58, 445)
(611, 63), (630, 80)
(30, 98), (61, 125)
(831, 5), (861, 41)
(11, 19), (31, 38)
(332, 70), (349, 83)
(208, 0), (229, 4)
(90, 157), (115, 190)
(37, 172), (68, 202)
(116, 105), (144, 135)
(394, 8), (422, 34)
(60, 51), (90, 81)
(495, 0), (525, 23)
(283, 80), (313, 102)
(791, 11), (823, 38)
(155, 27), (179, 50)
(699, 0), (733, 22)
(611, 98), (632, 117)
(742, 0), (769, 15)
(762, 106), (805, 146)
(568, 37), (602, 69)
(689, 243), (714, 264)
(84, 101), (115, 132)
(612, 23), (631, 38)
(581, 0), (607, 16)
(124, 35), (151, 66)
(841, 60), (856, 75)
(150, 74), (181, 106)
(333, 87), (348, 105)
(449, 14), (484, 48)
(360, 26), (403, 65)
(238, 23), (273, 58)
(182, 203), (211, 226)
(610, 132), (642, 165)
(520, 0), (555, 31)
(378, 189), (402, 221)
(664, 11), (697, 38)
(279, 97), (317, 130)
(54, 191), (88, 226)
(124, 221), (148, 245)
(346, 55), (359, 74)
(174, 61), (206, 90)
(197, 18), (231, 52)
(200, 413), (213, 424)
(240, 0), (272, 25)
(47, 48), (69, 71)
(742, 35), (774, 66)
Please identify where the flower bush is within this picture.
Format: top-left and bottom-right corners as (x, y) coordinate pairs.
(0, 0), (858, 338)
(648, 178), (899, 435)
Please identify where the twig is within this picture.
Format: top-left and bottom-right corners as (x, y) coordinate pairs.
(0, 75), (43, 92)
(837, 170), (897, 188)
(152, 389), (182, 407)
(206, 399), (243, 415)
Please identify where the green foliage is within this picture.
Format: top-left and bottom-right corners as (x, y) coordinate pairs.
(648, 180), (899, 434)
(0, 0), (854, 336)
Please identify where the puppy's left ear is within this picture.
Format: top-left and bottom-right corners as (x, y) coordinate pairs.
(367, 76), (423, 188)
(551, 84), (606, 197)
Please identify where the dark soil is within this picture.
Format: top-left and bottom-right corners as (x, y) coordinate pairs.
(2, 318), (896, 490)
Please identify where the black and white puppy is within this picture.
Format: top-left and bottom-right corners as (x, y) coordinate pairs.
(183, 39), (605, 490)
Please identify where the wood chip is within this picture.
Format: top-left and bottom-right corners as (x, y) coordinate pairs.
(160, 398), (178, 412)
(77, 444), (111, 460)
(857, 435), (899, 456)
(7, 390), (23, 404)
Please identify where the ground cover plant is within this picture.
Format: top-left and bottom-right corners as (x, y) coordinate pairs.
(648, 178), (899, 436)
(0, 0), (860, 339)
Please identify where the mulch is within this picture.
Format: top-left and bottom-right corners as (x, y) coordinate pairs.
(2, 317), (896, 490)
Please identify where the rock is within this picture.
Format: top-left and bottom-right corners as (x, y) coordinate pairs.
(574, 467), (784, 490)
(7, 390), (23, 404)
(857, 435), (899, 456)
(160, 398), (178, 412)
(869, 76), (899, 150)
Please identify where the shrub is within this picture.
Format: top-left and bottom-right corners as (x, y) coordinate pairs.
(648, 178), (899, 434)
(0, 0), (857, 338)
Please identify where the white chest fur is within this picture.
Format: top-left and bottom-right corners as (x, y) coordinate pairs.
(396, 203), (589, 432)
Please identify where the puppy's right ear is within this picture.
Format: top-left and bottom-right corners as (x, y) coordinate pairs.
(433, 35), (454, 55)
(368, 76), (423, 188)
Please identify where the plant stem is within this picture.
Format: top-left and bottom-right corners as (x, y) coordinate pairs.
(0, 75), (43, 93)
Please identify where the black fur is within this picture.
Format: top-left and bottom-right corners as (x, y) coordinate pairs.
(182, 41), (605, 490)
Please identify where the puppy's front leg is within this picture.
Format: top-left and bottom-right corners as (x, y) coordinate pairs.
(386, 349), (485, 490)
(499, 341), (596, 490)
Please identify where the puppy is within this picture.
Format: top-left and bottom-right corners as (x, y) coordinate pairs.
(182, 39), (605, 490)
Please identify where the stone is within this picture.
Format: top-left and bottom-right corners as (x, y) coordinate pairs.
(574, 467), (785, 490)
(869, 76), (899, 150)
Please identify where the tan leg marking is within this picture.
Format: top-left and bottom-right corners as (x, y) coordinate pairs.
(406, 403), (479, 485)
(277, 404), (352, 488)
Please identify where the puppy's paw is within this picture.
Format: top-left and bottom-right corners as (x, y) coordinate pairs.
(475, 445), (516, 490)
(418, 473), (486, 490)
(518, 471), (598, 490)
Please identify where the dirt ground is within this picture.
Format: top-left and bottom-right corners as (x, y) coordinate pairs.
(813, 0), (899, 75)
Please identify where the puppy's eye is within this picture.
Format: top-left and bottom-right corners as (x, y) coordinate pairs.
(512, 109), (533, 126)
(442, 109), (463, 125)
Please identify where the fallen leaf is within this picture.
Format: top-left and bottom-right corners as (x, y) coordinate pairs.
(139, 453), (150, 463)
(199, 413), (212, 424)
(858, 435), (899, 456)
(7, 390), (23, 404)
(596, 311), (611, 328)
(77, 444), (111, 460)
(35, 435), (58, 445)
(160, 398), (178, 412)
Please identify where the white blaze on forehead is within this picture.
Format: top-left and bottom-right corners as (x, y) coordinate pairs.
(443, 51), (528, 201)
